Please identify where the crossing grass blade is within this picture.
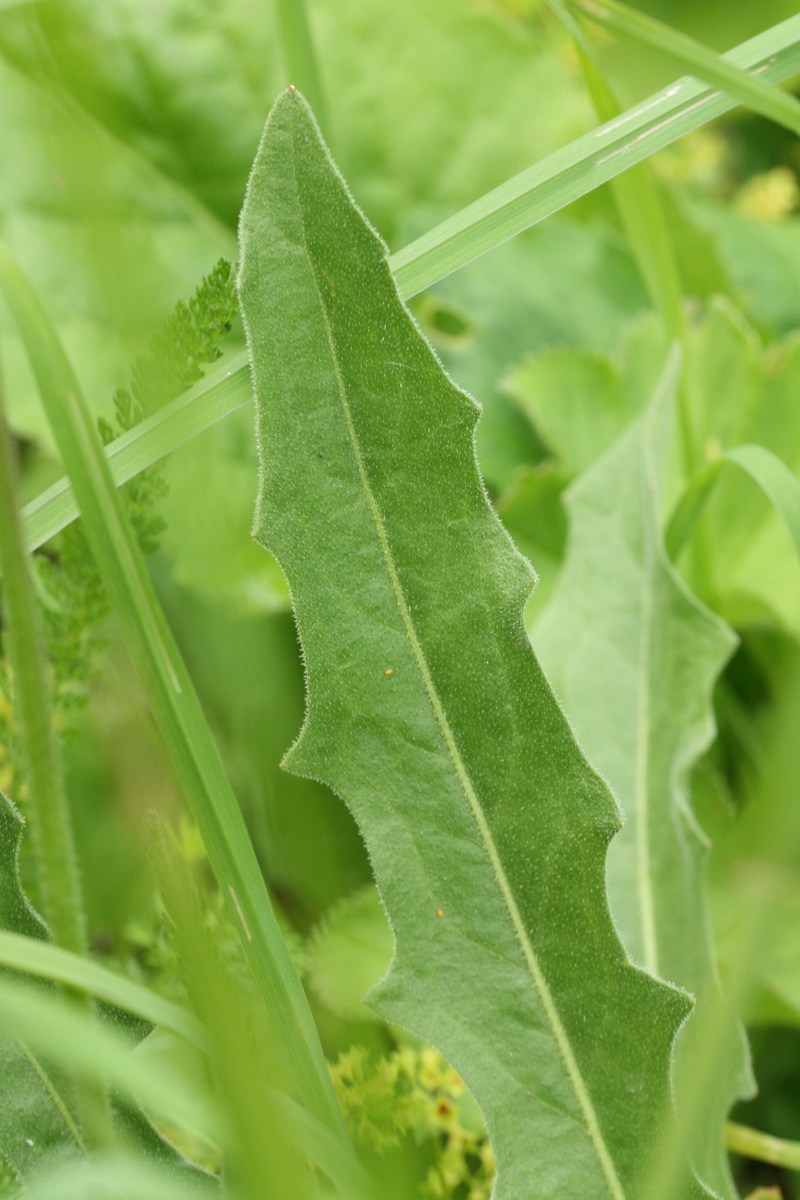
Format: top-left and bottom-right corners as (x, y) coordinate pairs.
(0, 932), (204, 1049)
(15, 17), (800, 557)
(0, 242), (352, 1151)
(0, 975), (219, 1144)
(567, 0), (800, 139)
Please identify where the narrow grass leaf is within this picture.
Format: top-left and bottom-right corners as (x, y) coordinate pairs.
(19, 353), (252, 556)
(0, 975), (218, 1144)
(534, 353), (751, 1197)
(0, 242), (349, 1147)
(569, 0), (800, 138)
(25, 1156), (218, 1200)
(17, 19), (800, 554)
(389, 16), (800, 298)
(573, 44), (685, 340)
(0, 932), (204, 1050)
(666, 444), (800, 564)
(239, 88), (711, 1200)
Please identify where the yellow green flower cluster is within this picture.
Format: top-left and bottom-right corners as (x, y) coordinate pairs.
(331, 1044), (495, 1199)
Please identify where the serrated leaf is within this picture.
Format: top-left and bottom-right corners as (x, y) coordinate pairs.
(238, 88), (711, 1200)
(534, 354), (752, 1197)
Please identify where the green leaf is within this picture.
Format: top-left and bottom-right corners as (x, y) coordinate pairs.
(534, 352), (755, 1194)
(0, 793), (47, 943)
(238, 87), (711, 1200)
(667, 444), (800, 567)
(0, 975), (219, 1145)
(305, 887), (392, 1020)
(24, 1155), (217, 1200)
(0, 793), (83, 1181)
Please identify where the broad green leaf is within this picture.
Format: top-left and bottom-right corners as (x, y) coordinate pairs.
(694, 202), (800, 336)
(305, 887), (392, 1020)
(238, 88), (710, 1200)
(664, 301), (800, 636)
(503, 339), (662, 479)
(533, 353), (752, 1196)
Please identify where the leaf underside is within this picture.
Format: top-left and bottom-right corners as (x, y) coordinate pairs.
(238, 89), (709, 1200)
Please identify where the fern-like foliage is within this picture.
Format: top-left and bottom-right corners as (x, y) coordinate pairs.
(0, 259), (238, 760)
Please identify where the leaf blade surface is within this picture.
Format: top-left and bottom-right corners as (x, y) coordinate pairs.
(239, 89), (711, 1200)
(534, 356), (752, 1196)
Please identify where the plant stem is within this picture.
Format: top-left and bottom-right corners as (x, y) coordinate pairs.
(726, 1121), (800, 1172)
(0, 359), (111, 1143)
(0, 379), (83, 952)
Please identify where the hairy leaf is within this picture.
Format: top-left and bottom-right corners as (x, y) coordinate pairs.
(238, 88), (710, 1200)
(534, 355), (752, 1196)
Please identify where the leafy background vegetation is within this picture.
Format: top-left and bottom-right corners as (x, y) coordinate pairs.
(1, 0), (800, 1197)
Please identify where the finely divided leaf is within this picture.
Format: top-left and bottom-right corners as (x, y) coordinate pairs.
(534, 357), (752, 1196)
(238, 89), (709, 1200)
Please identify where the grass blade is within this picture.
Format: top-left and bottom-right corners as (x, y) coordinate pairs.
(0, 975), (219, 1143)
(25, 1157), (217, 1200)
(17, 18), (800, 554)
(0, 932), (204, 1049)
(390, 15), (800, 297)
(0, 243), (350, 1148)
(0, 377), (86, 957)
(569, 0), (800, 138)
(20, 352), (252, 554)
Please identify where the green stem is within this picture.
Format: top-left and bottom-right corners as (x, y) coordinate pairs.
(0, 360), (111, 1144)
(0, 376), (84, 952)
(274, 0), (327, 134)
(726, 1121), (800, 1172)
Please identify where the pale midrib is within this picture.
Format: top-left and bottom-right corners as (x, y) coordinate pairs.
(291, 157), (625, 1200)
(636, 532), (659, 979)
